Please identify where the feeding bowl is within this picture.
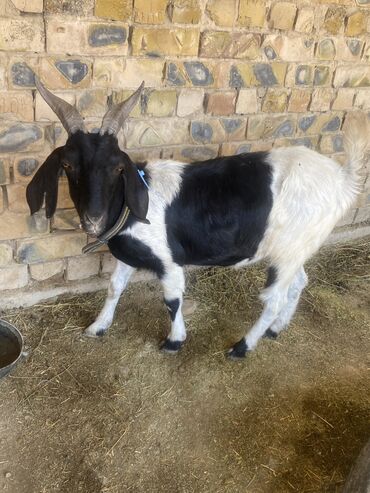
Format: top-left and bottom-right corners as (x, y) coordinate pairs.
(0, 319), (24, 380)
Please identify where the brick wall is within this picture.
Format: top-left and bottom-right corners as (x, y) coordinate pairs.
(0, 0), (369, 302)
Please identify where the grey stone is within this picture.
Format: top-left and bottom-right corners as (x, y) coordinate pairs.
(0, 160), (6, 184)
(88, 26), (127, 47)
(299, 115), (316, 132)
(296, 65), (312, 85)
(181, 146), (217, 161)
(332, 134), (344, 152)
(253, 64), (277, 86)
(191, 121), (213, 143)
(17, 158), (39, 177)
(314, 66), (330, 86)
(230, 66), (244, 88)
(273, 120), (294, 138)
(264, 46), (277, 60)
(322, 116), (341, 132)
(0, 125), (42, 153)
(304, 39), (314, 48)
(184, 62), (214, 86)
(237, 144), (251, 154)
(55, 60), (89, 84)
(166, 63), (185, 86)
(291, 137), (314, 149)
(221, 118), (243, 134)
(11, 63), (35, 87)
(357, 0), (370, 4)
(346, 39), (361, 56)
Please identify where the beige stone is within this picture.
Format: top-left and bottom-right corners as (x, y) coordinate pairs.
(76, 89), (108, 118)
(346, 11), (367, 36)
(0, 264), (28, 290)
(334, 65), (370, 87)
(0, 242), (13, 267)
(101, 253), (116, 274)
(206, 91), (236, 116)
(36, 92), (75, 121)
(39, 58), (92, 90)
(237, 0), (266, 28)
(11, 0), (43, 12)
(146, 91), (177, 117)
(332, 89), (355, 110)
(0, 16), (44, 52)
(236, 89), (258, 114)
(56, 181), (74, 210)
(134, 0), (168, 23)
(263, 35), (314, 62)
(7, 183), (29, 213)
(95, 0), (132, 20)
(288, 89), (311, 112)
(324, 7), (345, 35)
(112, 90), (141, 118)
(30, 260), (64, 281)
(170, 0), (201, 24)
(231, 62), (287, 87)
(310, 88), (334, 112)
(0, 91), (33, 122)
(0, 157), (11, 185)
(262, 89), (288, 113)
(53, 209), (80, 231)
(104, 58), (163, 89)
(0, 211), (48, 241)
(16, 232), (87, 263)
(177, 89), (204, 117)
(206, 0), (236, 27)
(66, 255), (100, 281)
(247, 114), (296, 140)
(126, 119), (190, 148)
(334, 38), (363, 62)
(132, 27), (199, 56)
(269, 2), (297, 30)
(200, 32), (261, 59)
(354, 89), (370, 110)
(295, 7), (315, 33)
(354, 205), (370, 224)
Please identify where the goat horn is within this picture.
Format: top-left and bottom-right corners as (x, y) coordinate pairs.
(35, 76), (86, 135)
(100, 81), (145, 137)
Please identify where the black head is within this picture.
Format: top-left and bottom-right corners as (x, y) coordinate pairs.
(26, 79), (148, 236)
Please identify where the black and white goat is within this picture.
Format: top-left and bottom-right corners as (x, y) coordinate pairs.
(26, 79), (368, 358)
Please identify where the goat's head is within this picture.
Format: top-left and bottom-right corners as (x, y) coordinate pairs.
(26, 78), (147, 236)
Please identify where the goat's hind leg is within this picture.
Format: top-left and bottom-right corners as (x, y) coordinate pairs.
(85, 260), (134, 337)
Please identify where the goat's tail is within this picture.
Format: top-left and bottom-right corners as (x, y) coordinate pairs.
(343, 111), (369, 192)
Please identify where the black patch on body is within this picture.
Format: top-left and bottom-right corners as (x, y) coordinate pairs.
(228, 337), (248, 359)
(165, 152), (273, 267)
(265, 266), (277, 288)
(108, 234), (165, 278)
(164, 298), (180, 321)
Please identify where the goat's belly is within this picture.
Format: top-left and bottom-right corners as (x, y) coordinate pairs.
(108, 235), (165, 278)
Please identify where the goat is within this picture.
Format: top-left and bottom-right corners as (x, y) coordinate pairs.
(26, 78), (368, 358)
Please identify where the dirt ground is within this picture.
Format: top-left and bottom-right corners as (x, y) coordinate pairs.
(0, 240), (369, 493)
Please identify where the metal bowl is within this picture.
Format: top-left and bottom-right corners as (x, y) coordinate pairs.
(0, 319), (24, 379)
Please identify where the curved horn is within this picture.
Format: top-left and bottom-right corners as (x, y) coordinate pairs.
(35, 76), (86, 135)
(100, 81), (144, 137)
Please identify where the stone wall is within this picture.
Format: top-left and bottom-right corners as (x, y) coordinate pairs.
(0, 0), (369, 305)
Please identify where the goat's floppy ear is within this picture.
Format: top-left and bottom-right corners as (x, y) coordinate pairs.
(26, 147), (64, 218)
(123, 159), (149, 224)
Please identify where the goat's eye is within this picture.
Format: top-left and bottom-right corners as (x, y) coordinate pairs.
(115, 165), (124, 174)
(62, 162), (73, 171)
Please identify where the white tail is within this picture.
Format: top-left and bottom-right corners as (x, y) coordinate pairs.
(343, 111), (369, 192)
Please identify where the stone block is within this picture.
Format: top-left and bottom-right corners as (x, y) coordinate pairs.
(354, 89), (370, 110)
(0, 124), (43, 153)
(354, 205), (370, 224)
(56, 181), (74, 210)
(230, 63), (287, 88)
(0, 187), (3, 211)
(220, 118), (247, 141)
(134, 0), (168, 23)
(236, 88), (258, 114)
(0, 264), (28, 290)
(7, 183), (29, 213)
(288, 89), (311, 112)
(200, 32), (261, 59)
(206, 91), (236, 116)
(39, 58), (92, 90)
(132, 27), (199, 56)
(269, 2), (297, 30)
(16, 232), (87, 263)
(310, 87), (334, 112)
(0, 158), (11, 185)
(0, 54), (6, 90)
(334, 65), (370, 87)
(262, 89), (288, 113)
(46, 19), (128, 56)
(336, 39), (364, 60)
(332, 89), (355, 110)
(45, 0), (94, 15)
(0, 242), (13, 267)
(169, 0), (201, 24)
(95, 0), (132, 20)
(295, 7), (315, 33)
(319, 134), (344, 154)
(190, 120), (225, 144)
(145, 90), (178, 117)
(221, 142), (252, 156)
(262, 35), (315, 62)
(237, 0), (266, 28)
(125, 119), (190, 148)
(66, 255), (100, 280)
(101, 252), (116, 274)
(94, 58), (163, 89)
(206, 0), (236, 27)
(346, 11), (367, 36)
(9, 59), (37, 88)
(247, 114), (296, 140)
(167, 145), (219, 162)
(30, 260), (64, 281)
(166, 61), (215, 87)
(76, 89), (108, 118)
(53, 209), (80, 230)
(317, 39), (336, 60)
(11, 0), (43, 12)
(297, 113), (343, 136)
(112, 90), (142, 118)
(313, 65), (332, 86)
(336, 209), (356, 228)
(324, 7), (345, 34)
(0, 211), (49, 241)
(36, 92), (75, 122)
(177, 89), (204, 117)
(287, 64), (332, 87)
(0, 17), (44, 52)
(13, 157), (40, 182)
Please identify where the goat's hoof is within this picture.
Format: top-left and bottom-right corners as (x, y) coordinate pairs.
(228, 338), (248, 359)
(160, 339), (183, 354)
(263, 328), (278, 340)
(84, 326), (107, 338)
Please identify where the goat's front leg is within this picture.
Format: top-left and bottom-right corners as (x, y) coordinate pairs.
(85, 260), (135, 337)
(160, 264), (186, 353)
